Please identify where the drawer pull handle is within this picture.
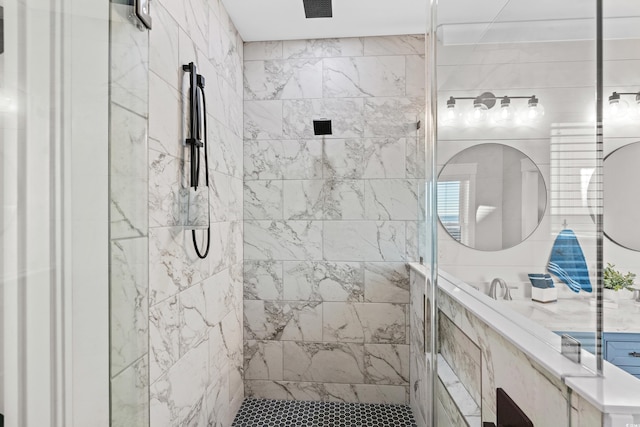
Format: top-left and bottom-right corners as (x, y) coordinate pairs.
(630, 352), (640, 358)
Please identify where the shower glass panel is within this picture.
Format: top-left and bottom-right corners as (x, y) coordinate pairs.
(109, 1), (150, 426)
(435, 0), (601, 373)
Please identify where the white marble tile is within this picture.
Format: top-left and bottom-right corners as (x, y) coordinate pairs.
(244, 180), (283, 220)
(364, 262), (410, 303)
(110, 104), (148, 240)
(149, 296), (180, 384)
(244, 59), (323, 100)
(364, 344), (410, 385)
(283, 261), (364, 302)
(406, 55), (426, 97)
(207, 222), (231, 275)
(110, 238), (149, 375)
(283, 342), (366, 384)
(365, 179), (419, 220)
(228, 177), (243, 221)
(149, 227), (209, 305)
(244, 140), (323, 180)
(363, 35), (425, 56)
(323, 139), (365, 179)
(244, 300), (323, 341)
(406, 133), (426, 179)
(283, 98), (365, 139)
(244, 100), (283, 140)
(209, 171), (231, 223)
(323, 221), (406, 262)
(323, 56), (406, 98)
(209, 119), (243, 179)
(364, 97), (425, 138)
(150, 340), (209, 427)
(283, 180), (325, 220)
(283, 38), (364, 59)
(110, 7), (149, 117)
(244, 41), (284, 61)
(323, 302), (407, 343)
(363, 138), (407, 179)
(148, 150), (185, 228)
(244, 260), (284, 300)
(149, 1), (180, 88)
(323, 180), (366, 220)
(149, 72), (181, 153)
(111, 356), (149, 427)
(244, 220), (323, 261)
(244, 340), (284, 380)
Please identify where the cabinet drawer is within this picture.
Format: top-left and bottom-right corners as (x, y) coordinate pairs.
(616, 365), (640, 379)
(606, 341), (640, 366)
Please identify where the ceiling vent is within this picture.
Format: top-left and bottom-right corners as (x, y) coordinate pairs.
(303, 0), (332, 19)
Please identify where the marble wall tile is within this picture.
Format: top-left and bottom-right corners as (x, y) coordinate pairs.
(207, 172), (230, 223)
(150, 340), (209, 427)
(323, 302), (406, 343)
(244, 100), (283, 140)
(323, 180), (366, 220)
(283, 261), (364, 302)
(364, 97), (425, 138)
(244, 340), (284, 380)
(228, 177), (244, 221)
(244, 41), (284, 61)
(244, 59), (323, 100)
(244, 180), (284, 220)
(323, 57), (406, 98)
(244, 260), (284, 300)
(283, 342), (366, 384)
(244, 220), (323, 260)
(149, 150), (184, 228)
(364, 35), (425, 56)
(323, 221), (406, 262)
(149, 1), (180, 88)
(283, 180), (325, 220)
(364, 344), (410, 385)
(363, 138), (407, 179)
(110, 5), (149, 118)
(436, 379), (469, 427)
(405, 221), (421, 262)
(406, 55), (426, 98)
(111, 238), (149, 375)
(244, 140), (323, 180)
(364, 262), (410, 303)
(149, 72), (181, 153)
(209, 119), (243, 178)
(364, 179), (419, 220)
(406, 133), (426, 179)
(323, 139), (365, 179)
(283, 38), (364, 59)
(111, 356), (150, 427)
(244, 300), (323, 341)
(245, 380), (407, 404)
(282, 98), (365, 139)
(110, 104), (148, 240)
(149, 296), (180, 383)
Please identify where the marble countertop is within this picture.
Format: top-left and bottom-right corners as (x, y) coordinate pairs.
(408, 263), (640, 417)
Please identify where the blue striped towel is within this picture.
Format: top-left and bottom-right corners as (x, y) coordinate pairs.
(547, 229), (592, 293)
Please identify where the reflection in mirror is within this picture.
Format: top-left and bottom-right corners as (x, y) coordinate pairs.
(591, 142), (640, 251)
(438, 143), (547, 251)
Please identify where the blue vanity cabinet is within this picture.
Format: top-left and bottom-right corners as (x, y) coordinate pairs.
(603, 333), (640, 379)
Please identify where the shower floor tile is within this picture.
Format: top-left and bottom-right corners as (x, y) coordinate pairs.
(231, 398), (417, 427)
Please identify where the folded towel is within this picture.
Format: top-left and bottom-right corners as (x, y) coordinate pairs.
(547, 229), (592, 293)
(528, 273), (555, 289)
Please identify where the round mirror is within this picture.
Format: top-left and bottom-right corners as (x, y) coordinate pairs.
(590, 142), (640, 251)
(438, 143), (547, 251)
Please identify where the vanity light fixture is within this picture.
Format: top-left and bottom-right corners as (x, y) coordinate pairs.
(607, 91), (640, 120)
(441, 92), (544, 126)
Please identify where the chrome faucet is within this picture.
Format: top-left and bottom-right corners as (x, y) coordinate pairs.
(489, 278), (512, 300)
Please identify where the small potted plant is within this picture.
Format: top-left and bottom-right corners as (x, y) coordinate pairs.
(603, 263), (635, 302)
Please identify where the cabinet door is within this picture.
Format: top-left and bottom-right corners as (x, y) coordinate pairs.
(606, 340), (640, 366)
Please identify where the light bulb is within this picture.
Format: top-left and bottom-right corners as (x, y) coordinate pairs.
(607, 92), (629, 120)
(441, 97), (459, 126)
(494, 96), (514, 124)
(523, 96), (545, 123)
(466, 100), (488, 125)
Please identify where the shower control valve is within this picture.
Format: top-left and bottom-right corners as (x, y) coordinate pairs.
(185, 137), (203, 148)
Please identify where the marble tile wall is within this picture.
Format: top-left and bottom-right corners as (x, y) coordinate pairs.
(243, 35), (425, 404)
(146, 0), (244, 425)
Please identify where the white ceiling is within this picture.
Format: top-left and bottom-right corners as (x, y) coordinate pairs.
(222, 0), (640, 43)
(221, 0), (428, 42)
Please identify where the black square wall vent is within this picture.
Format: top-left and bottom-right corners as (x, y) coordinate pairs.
(303, 0), (332, 18)
(313, 120), (332, 135)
